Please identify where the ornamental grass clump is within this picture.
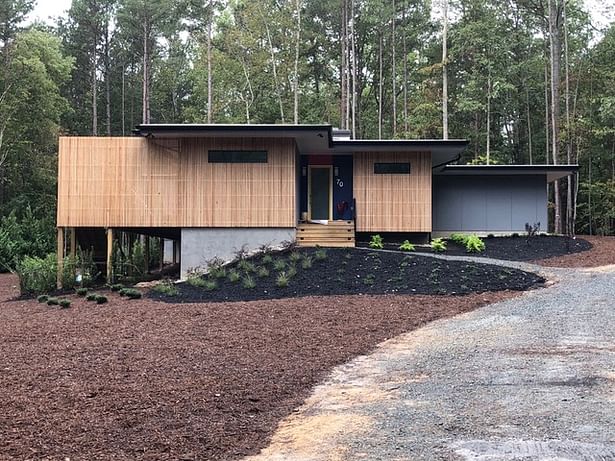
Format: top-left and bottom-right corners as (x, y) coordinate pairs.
(399, 240), (415, 252)
(152, 280), (178, 296)
(257, 266), (269, 278)
(369, 234), (384, 249)
(288, 251), (302, 264)
(186, 276), (207, 288)
(430, 238), (447, 253)
(242, 275), (256, 289)
(276, 272), (290, 288)
(301, 256), (313, 269)
(203, 279), (218, 291)
(314, 248), (327, 261)
(272, 259), (286, 271)
(227, 269), (240, 283)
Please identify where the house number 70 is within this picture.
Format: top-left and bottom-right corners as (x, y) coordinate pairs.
(336, 178), (344, 187)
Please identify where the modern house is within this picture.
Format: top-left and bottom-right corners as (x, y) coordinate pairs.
(56, 124), (577, 279)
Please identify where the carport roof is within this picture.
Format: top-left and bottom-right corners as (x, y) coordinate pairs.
(435, 164), (579, 182)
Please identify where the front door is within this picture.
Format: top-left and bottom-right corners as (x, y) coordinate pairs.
(309, 166), (332, 220)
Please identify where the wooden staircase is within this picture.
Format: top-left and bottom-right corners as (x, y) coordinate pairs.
(296, 220), (355, 247)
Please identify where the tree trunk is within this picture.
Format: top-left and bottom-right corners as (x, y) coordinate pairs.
(104, 20), (111, 136)
(142, 21), (150, 124)
(391, 0), (397, 137)
(350, 0), (357, 138)
(92, 41), (98, 135)
(262, 14), (285, 123)
(486, 72), (491, 164)
(293, 0), (301, 124)
(526, 85), (532, 164)
(340, 0), (347, 129)
(402, 1), (408, 134)
(563, 1), (573, 235)
(548, 0), (562, 234)
(207, 0), (213, 124)
(442, 0), (448, 140)
(378, 32), (383, 139)
(544, 56), (550, 164)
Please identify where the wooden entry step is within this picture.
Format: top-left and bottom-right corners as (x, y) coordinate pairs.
(296, 220), (355, 247)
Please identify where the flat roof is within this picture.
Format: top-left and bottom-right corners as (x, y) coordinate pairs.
(436, 164), (579, 182)
(134, 123), (469, 166)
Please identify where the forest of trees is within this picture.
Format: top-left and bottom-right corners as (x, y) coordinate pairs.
(0, 0), (614, 269)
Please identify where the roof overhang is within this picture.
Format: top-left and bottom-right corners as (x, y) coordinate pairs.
(134, 124), (469, 167)
(436, 164), (579, 182)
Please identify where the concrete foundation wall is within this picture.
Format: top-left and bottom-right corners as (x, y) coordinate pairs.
(433, 175), (547, 234)
(180, 228), (296, 278)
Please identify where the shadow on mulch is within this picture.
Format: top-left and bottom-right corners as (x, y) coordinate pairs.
(150, 248), (545, 303)
(359, 235), (593, 262)
(0, 272), (520, 461)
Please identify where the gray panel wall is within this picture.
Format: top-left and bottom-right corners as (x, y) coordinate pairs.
(180, 228), (295, 278)
(433, 175), (547, 233)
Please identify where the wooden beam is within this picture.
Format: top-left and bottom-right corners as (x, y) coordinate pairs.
(56, 228), (64, 289)
(106, 228), (114, 282)
(172, 240), (177, 265)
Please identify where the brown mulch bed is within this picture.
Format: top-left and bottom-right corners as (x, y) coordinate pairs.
(0, 273), (519, 461)
(532, 236), (615, 268)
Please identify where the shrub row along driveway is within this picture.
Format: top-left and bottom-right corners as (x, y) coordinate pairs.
(245, 257), (615, 461)
(0, 273), (517, 461)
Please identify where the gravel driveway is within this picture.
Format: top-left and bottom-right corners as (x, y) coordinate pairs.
(245, 258), (615, 461)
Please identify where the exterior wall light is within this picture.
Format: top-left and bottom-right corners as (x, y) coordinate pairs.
(302, 166), (307, 176)
(334, 167), (339, 177)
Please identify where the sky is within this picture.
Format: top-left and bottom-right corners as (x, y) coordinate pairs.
(26, 0), (615, 31)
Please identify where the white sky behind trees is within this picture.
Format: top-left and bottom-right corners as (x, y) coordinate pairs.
(26, 0), (615, 34)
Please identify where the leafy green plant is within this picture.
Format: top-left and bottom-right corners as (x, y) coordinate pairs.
(314, 248), (327, 260)
(430, 238), (447, 252)
(242, 275), (256, 289)
(95, 295), (108, 304)
(76, 287), (88, 296)
(130, 240), (147, 276)
(120, 288), (142, 299)
(399, 240), (415, 252)
(449, 233), (467, 245)
(186, 276), (207, 287)
(257, 266), (269, 278)
(15, 253), (57, 295)
(464, 235), (485, 253)
(276, 272), (290, 287)
(203, 279), (218, 291)
(289, 251), (302, 263)
(237, 259), (255, 273)
(59, 299), (71, 308)
(369, 234), (384, 249)
(286, 265), (297, 278)
(86, 293), (98, 301)
(273, 259), (286, 271)
(301, 256), (313, 269)
(47, 297), (59, 306)
(37, 294), (49, 303)
(110, 283), (124, 292)
(152, 280), (178, 296)
(228, 269), (240, 283)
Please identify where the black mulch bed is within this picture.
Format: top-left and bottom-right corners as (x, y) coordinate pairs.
(150, 248), (545, 303)
(358, 235), (593, 262)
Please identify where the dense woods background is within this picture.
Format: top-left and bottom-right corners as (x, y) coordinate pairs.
(0, 0), (614, 269)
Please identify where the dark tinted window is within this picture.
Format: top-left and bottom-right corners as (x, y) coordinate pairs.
(374, 162), (410, 174)
(208, 150), (268, 163)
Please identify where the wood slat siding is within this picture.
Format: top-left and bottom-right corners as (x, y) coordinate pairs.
(353, 152), (432, 232)
(57, 137), (296, 228)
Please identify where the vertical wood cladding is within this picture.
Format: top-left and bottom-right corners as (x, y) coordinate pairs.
(57, 137), (296, 228)
(353, 152), (432, 232)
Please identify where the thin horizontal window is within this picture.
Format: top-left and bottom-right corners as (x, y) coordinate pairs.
(374, 162), (410, 174)
(208, 150), (268, 163)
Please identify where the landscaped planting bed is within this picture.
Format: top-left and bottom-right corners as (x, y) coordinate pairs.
(150, 247), (544, 303)
(358, 234), (593, 261)
(0, 273), (519, 461)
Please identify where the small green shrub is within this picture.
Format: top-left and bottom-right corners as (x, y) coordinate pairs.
(186, 276), (207, 288)
(257, 266), (269, 278)
(273, 259), (286, 271)
(95, 295), (108, 304)
(301, 256), (313, 269)
(86, 293), (98, 301)
(203, 279), (218, 291)
(276, 272), (290, 287)
(464, 235), (485, 253)
(76, 287), (88, 296)
(449, 233), (467, 245)
(430, 238), (447, 252)
(37, 294), (49, 303)
(399, 240), (415, 252)
(314, 248), (327, 260)
(289, 251), (302, 263)
(152, 280), (178, 296)
(15, 254), (57, 295)
(286, 265), (297, 278)
(121, 288), (142, 299)
(363, 273), (376, 286)
(59, 299), (71, 308)
(209, 265), (227, 279)
(369, 234), (384, 249)
(47, 297), (59, 306)
(110, 283), (124, 292)
(228, 269), (240, 283)
(242, 275), (256, 289)
(262, 254), (273, 265)
(237, 259), (255, 273)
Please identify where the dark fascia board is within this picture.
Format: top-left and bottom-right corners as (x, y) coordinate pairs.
(332, 139), (468, 148)
(437, 164), (579, 182)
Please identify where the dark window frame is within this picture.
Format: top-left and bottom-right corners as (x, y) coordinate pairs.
(208, 150), (268, 163)
(373, 162), (411, 174)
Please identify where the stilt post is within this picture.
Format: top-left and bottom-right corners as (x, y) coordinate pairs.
(106, 228), (114, 283)
(56, 228), (64, 289)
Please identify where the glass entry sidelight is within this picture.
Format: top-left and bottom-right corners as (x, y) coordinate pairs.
(308, 165), (332, 220)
